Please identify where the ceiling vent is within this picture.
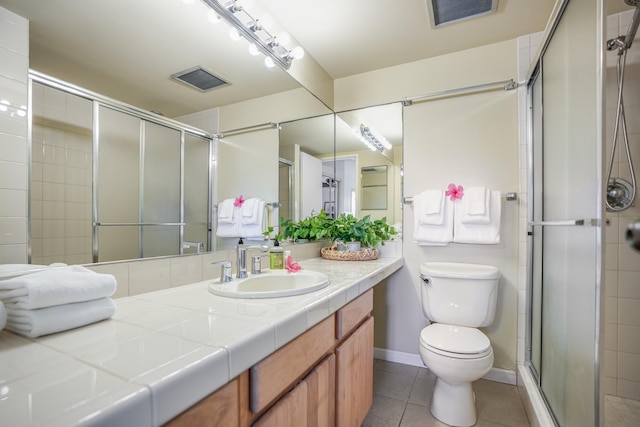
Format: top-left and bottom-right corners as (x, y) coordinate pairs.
(427, 0), (498, 28)
(171, 66), (229, 92)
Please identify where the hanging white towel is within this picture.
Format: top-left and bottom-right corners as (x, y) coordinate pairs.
(241, 198), (263, 225)
(5, 297), (116, 338)
(461, 187), (491, 224)
(413, 197), (454, 246)
(415, 190), (445, 225)
(0, 301), (6, 331)
(453, 190), (501, 244)
(218, 199), (235, 224)
(238, 199), (266, 239)
(0, 265), (116, 310)
(216, 205), (241, 237)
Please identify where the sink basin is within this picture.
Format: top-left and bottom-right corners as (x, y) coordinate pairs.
(208, 269), (329, 299)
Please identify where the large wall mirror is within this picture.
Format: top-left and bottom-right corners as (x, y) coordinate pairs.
(0, 0), (402, 265)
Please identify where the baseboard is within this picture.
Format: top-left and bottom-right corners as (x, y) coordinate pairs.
(374, 347), (517, 385)
(517, 364), (556, 427)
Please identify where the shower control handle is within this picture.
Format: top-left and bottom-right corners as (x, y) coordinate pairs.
(627, 220), (640, 251)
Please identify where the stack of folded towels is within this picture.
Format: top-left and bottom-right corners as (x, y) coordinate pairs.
(0, 265), (116, 338)
(216, 197), (266, 240)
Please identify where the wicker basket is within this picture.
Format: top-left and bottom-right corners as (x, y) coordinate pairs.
(320, 244), (379, 261)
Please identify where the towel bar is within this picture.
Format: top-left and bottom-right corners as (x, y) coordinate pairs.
(403, 192), (517, 205)
(213, 201), (281, 208)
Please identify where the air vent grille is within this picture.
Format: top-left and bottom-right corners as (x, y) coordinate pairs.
(427, 0), (498, 28)
(171, 66), (229, 92)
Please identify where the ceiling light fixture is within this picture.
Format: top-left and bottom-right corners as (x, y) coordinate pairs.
(357, 124), (392, 152)
(199, 0), (304, 70)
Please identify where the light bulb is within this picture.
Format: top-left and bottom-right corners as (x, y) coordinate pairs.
(229, 27), (242, 41)
(264, 56), (276, 68)
(207, 10), (221, 24)
(290, 46), (304, 60)
(248, 43), (261, 56)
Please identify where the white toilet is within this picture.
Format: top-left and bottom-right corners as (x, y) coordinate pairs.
(418, 262), (500, 427)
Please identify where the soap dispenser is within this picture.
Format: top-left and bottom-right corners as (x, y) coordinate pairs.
(269, 239), (284, 270)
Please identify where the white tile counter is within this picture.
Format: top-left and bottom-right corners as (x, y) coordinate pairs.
(0, 256), (403, 427)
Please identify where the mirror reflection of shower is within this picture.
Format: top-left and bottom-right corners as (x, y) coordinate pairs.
(605, 4), (639, 211)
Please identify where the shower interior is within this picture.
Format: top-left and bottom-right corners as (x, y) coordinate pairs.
(603, 3), (640, 425)
(605, 5), (639, 212)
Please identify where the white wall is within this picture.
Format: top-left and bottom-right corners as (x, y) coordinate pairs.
(0, 6), (28, 264)
(334, 40), (520, 371)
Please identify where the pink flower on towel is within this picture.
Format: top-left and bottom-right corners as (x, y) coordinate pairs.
(233, 195), (245, 207)
(286, 256), (302, 272)
(445, 183), (464, 201)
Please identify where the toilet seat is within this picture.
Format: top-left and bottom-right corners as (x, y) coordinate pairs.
(420, 323), (491, 359)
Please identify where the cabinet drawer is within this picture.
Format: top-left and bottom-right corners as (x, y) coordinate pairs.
(165, 376), (239, 427)
(250, 315), (335, 414)
(336, 289), (373, 340)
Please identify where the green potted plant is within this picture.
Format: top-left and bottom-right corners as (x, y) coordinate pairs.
(280, 210), (332, 243)
(328, 213), (397, 251)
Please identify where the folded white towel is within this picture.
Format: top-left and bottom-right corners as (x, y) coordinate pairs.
(241, 198), (262, 225)
(5, 297), (115, 338)
(238, 200), (266, 238)
(461, 187), (491, 224)
(0, 301), (6, 331)
(416, 190), (445, 225)
(0, 265), (116, 310)
(413, 197), (453, 246)
(218, 199), (235, 224)
(454, 190), (501, 244)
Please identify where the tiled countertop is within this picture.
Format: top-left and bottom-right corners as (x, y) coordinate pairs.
(0, 256), (403, 427)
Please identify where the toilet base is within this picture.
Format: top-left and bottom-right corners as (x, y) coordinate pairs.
(430, 377), (477, 427)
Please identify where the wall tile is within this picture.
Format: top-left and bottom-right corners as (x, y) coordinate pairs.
(618, 352), (640, 382)
(129, 259), (171, 295)
(87, 263), (130, 299)
(0, 132), (26, 163)
(618, 325), (640, 354)
(0, 217), (26, 244)
(170, 255), (204, 287)
(605, 323), (618, 351)
(0, 15), (28, 55)
(0, 159), (26, 190)
(619, 298), (640, 326)
(607, 296), (619, 324)
(619, 271), (640, 299)
(617, 379), (640, 401)
(0, 188), (26, 217)
(606, 349), (618, 377)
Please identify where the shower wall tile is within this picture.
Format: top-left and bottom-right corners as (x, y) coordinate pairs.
(605, 269), (618, 297)
(607, 296), (619, 324)
(618, 325), (640, 354)
(617, 379), (640, 400)
(606, 216), (619, 244)
(619, 271), (640, 298)
(618, 352), (640, 382)
(0, 159), (27, 190)
(0, 132), (26, 164)
(605, 349), (618, 377)
(618, 243), (640, 271)
(0, 188), (26, 217)
(618, 297), (640, 326)
(605, 323), (618, 351)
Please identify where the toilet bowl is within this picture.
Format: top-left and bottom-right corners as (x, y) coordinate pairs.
(417, 262), (500, 427)
(419, 323), (493, 426)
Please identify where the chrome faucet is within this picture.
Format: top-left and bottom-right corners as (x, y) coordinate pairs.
(183, 241), (203, 254)
(211, 260), (233, 282)
(236, 245), (268, 279)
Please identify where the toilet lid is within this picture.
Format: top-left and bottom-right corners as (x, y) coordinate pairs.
(420, 323), (490, 355)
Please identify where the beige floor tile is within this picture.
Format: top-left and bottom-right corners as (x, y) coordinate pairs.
(399, 403), (448, 427)
(374, 369), (416, 401)
(362, 394), (407, 427)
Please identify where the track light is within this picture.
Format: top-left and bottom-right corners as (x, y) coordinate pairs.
(199, 0), (304, 70)
(357, 124), (392, 152)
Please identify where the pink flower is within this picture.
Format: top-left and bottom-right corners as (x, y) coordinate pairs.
(286, 256), (302, 272)
(233, 195), (245, 207)
(445, 183), (464, 201)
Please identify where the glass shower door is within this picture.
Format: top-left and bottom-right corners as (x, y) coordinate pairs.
(528, 0), (604, 426)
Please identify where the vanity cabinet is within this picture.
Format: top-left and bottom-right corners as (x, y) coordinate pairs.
(167, 289), (374, 427)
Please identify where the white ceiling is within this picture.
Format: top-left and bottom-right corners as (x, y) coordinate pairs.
(0, 0), (634, 118)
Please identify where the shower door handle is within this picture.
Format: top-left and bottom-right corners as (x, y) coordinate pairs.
(529, 219), (586, 226)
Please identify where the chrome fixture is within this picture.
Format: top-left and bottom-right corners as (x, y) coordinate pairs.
(605, 3), (639, 211)
(199, 0), (304, 70)
(427, 0), (498, 28)
(183, 241), (204, 254)
(236, 245), (269, 279)
(357, 124), (391, 152)
(212, 260), (233, 282)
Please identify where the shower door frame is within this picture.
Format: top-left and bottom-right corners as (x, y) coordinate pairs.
(524, 0), (605, 425)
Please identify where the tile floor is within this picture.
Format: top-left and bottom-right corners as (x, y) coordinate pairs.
(363, 359), (531, 427)
(604, 394), (640, 427)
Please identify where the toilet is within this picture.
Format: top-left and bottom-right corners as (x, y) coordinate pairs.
(418, 262), (500, 427)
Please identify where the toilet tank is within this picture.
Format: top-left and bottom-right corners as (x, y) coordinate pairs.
(419, 262), (499, 327)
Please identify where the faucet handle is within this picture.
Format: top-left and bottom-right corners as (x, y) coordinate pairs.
(251, 254), (269, 275)
(211, 260), (233, 282)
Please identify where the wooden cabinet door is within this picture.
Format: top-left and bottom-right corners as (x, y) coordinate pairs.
(306, 355), (335, 427)
(335, 316), (374, 427)
(165, 377), (239, 427)
(253, 381), (308, 427)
